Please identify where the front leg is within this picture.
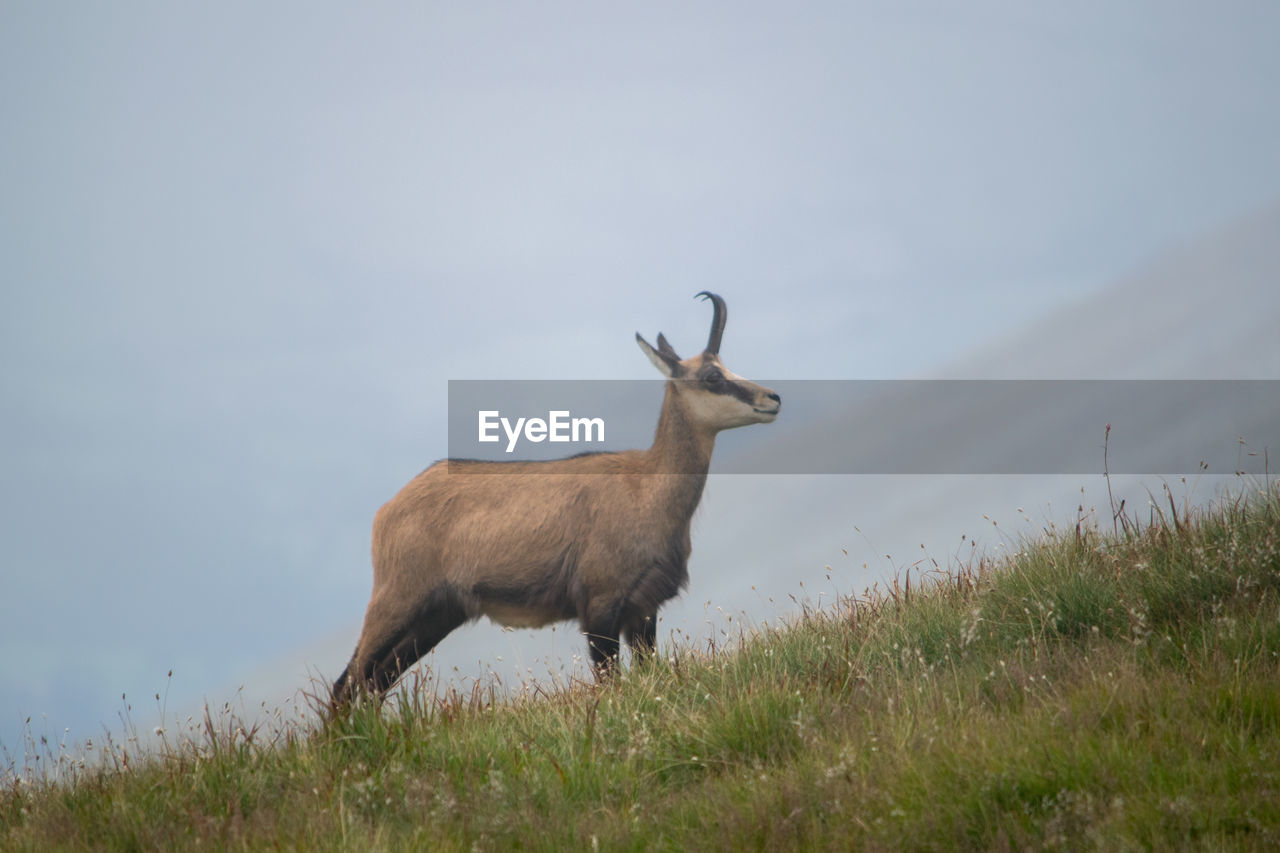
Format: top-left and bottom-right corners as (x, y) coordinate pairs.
(582, 596), (625, 678)
(628, 614), (657, 666)
(585, 625), (621, 677)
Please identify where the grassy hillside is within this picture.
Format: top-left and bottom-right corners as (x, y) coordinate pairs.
(4, 483), (1279, 850)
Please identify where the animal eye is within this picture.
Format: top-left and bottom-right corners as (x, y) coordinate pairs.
(704, 370), (725, 385)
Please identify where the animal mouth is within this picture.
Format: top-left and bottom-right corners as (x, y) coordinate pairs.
(754, 406), (780, 416)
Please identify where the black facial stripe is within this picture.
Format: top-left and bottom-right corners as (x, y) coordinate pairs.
(696, 363), (757, 405)
(725, 380), (758, 405)
(712, 377), (757, 404)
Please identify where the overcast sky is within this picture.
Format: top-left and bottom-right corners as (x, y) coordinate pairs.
(3, 2), (1279, 759)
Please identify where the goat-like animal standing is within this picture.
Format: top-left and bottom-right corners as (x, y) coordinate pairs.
(332, 293), (779, 705)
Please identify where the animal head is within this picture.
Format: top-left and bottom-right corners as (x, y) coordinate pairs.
(635, 292), (781, 431)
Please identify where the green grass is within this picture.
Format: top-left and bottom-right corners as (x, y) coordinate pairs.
(4, 482), (1279, 850)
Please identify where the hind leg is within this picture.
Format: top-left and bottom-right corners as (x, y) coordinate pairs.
(367, 596), (467, 694)
(341, 586), (468, 702)
(331, 645), (360, 709)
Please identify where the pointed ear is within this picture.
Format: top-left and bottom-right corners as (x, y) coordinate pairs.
(636, 332), (681, 378)
(656, 332), (681, 360)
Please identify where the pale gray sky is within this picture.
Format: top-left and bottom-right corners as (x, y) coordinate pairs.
(3, 2), (1279, 757)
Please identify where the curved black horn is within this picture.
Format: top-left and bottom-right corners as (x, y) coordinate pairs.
(695, 291), (727, 354)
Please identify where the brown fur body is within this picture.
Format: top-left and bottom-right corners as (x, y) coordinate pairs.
(332, 294), (777, 705)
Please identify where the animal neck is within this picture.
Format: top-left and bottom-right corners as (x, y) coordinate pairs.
(644, 382), (716, 489)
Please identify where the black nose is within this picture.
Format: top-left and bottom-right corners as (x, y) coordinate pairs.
(767, 392), (781, 404)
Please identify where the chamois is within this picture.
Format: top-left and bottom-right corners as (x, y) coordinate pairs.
(331, 293), (780, 705)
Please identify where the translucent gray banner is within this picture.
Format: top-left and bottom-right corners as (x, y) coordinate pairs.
(447, 380), (1277, 475)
